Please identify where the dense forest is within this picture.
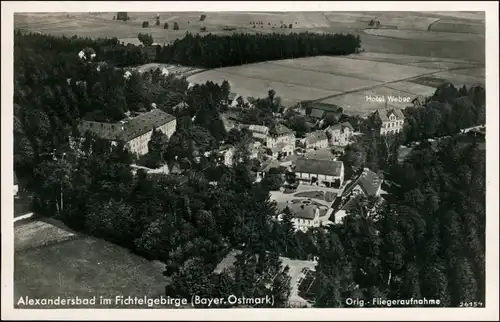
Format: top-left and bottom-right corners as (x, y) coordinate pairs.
(14, 31), (485, 307)
(156, 32), (362, 68)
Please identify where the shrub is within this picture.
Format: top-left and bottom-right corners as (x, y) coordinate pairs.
(142, 21), (149, 28)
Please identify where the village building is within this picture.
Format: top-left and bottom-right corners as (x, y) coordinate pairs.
(304, 130), (329, 150)
(374, 108), (405, 135)
(76, 109), (176, 157)
(213, 249), (319, 308)
(294, 157), (344, 188)
(246, 124), (270, 141)
(333, 168), (383, 223)
(303, 102), (343, 121)
(171, 101), (189, 112)
(78, 47), (96, 61)
(247, 141), (263, 160)
(216, 145), (236, 167)
(325, 122), (354, 146)
(266, 124), (296, 158)
(275, 200), (328, 232)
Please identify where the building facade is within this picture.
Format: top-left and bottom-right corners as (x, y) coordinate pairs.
(304, 130), (329, 150)
(77, 109), (176, 157)
(294, 157), (344, 188)
(266, 124), (296, 158)
(325, 122), (354, 146)
(374, 109), (405, 135)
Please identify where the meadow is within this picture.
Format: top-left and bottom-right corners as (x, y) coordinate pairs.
(188, 52), (484, 114)
(15, 11), (485, 115)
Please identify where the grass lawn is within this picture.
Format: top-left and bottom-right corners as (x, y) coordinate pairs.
(14, 220), (170, 308)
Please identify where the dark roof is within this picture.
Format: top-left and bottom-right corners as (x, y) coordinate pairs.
(343, 168), (382, 197)
(307, 102), (342, 112)
(376, 108), (405, 122)
(295, 157), (343, 177)
(277, 201), (319, 220)
(327, 122), (354, 132)
(305, 130), (328, 145)
(310, 109), (325, 119)
(270, 124), (294, 137)
(79, 109), (176, 142)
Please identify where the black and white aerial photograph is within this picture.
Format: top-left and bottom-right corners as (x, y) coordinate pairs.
(2, 1), (499, 321)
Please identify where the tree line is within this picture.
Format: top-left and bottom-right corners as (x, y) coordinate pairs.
(156, 32), (362, 68)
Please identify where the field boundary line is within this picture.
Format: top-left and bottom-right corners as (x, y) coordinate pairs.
(427, 18), (442, 32)
(309, 70), (444, 103)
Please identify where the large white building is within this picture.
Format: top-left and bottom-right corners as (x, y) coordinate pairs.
(294, 157), (344, 188)
(267, 124), (296, 158)
(374, 108), (405, 135)
(276, 200), (328, 232)
(77, 109), (176, 157)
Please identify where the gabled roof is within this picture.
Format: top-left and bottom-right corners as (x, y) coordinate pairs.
(342, 168), (382, 197)
(376, 108), (405, 122)
(269, 124), (294, 137)
(295, 157), (343, 177)
(79, 109), (176, 142)
(327, 122), (354, 132)
(277, 200), (319, 220)
(248, 124), (269, 134)
(310, 109), (325, 119)
(305, 130), (328, 145)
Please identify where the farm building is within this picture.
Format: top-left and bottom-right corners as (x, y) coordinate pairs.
(374, 108), (405, 135)
(304, 130), (329, 151)
(325, 122), (354, 146)
(76, 109), (176, 157)
(213, 249), (318, 307)
(294, 157), (344, 188)
(303, 102), (343, 121)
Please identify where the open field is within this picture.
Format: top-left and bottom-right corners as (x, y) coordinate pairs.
(271, 56), (438, 82)
(15, 219), (168, 308)
(188, 50), (483, 113)
(364, 28), (483, 42)
(384, 81), (437, 97)
(429, 20), (485, 34)
(15, 11), (485, 63)
(187, 69), (342, 107)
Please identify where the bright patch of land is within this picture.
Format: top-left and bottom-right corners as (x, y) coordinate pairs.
(14, 219), (168, 308)
(188, 52), (484, 115)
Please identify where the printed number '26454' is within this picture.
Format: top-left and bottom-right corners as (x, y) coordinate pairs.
(460, 302), (484, 307)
